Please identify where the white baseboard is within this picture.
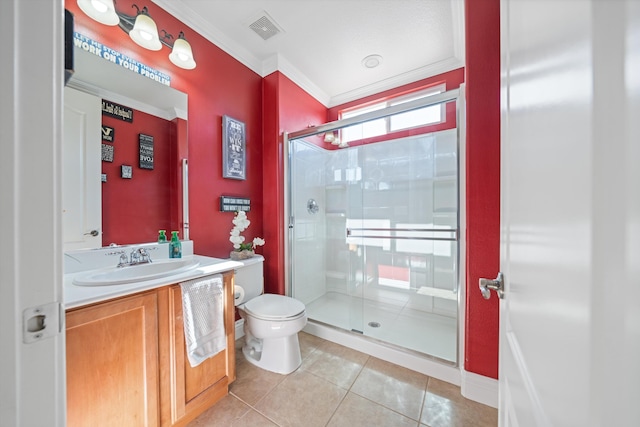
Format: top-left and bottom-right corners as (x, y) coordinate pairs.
(461, 369), (498, 408)
(235, 319), (245, 340)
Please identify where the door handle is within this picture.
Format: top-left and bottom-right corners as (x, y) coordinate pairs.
(479, 272), (504, 300)
(84, 229), (99, 237)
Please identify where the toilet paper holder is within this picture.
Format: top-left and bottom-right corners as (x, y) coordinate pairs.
(233, 285), (245, 306)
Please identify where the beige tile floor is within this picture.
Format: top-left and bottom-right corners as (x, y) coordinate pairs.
(188, 332), (497, 427)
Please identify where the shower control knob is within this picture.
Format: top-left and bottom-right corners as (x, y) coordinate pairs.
(307, 199), (319, 214)
(479, 272), (504, 300)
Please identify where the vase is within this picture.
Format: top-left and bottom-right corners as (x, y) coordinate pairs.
(230, 250), (254, 260)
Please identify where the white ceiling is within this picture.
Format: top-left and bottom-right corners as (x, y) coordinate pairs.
(152, 0), (465, 107)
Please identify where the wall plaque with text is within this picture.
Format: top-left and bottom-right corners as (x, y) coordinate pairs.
(101, 125), (115, 142)
(102, 100), (133, 122)
(139, 134), (154, 170)
(101, 144), (114, 162)
(220, 196), (250, 212)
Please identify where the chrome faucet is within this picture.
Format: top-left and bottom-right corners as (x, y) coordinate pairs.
(109, 247), (153, 268)
(134, 247), (152, 264)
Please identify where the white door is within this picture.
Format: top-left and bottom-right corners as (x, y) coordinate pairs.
(499, 1), (640, 426)
(63, 87), (102, 250)
(0, 0), (66, 425)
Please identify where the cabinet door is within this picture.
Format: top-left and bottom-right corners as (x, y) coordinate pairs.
(66, 292), (159, 427)
(160, 273), (235, 426)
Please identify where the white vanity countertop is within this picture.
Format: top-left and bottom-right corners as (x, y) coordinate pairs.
(64, 245), (243, 309)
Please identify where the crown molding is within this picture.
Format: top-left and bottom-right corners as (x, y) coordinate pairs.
(152, 0), (466, 109)
(263, 54), (331, 107)
(151, 0), (263, 75)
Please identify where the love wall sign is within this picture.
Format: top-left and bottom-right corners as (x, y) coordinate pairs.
(139, 134), (154, 170)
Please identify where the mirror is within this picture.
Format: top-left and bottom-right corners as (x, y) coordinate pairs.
(64, 46), (188, 250)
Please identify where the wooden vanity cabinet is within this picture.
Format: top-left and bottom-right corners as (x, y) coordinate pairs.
(66, 291), (160, 427)
(66, 272), (236, 427)
(158, 272), (236, 426)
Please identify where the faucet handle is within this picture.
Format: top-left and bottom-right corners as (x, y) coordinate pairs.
(138, 247), (152, 262)
(117, 252), (128, 268)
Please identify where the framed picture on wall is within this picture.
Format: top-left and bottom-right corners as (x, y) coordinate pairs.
(222, 115), (246, 180)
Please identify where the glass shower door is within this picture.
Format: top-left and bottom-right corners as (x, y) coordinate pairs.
(290, 125), (459, 363)
(324, 145), (365, 334)
(352, 130), (459, 361)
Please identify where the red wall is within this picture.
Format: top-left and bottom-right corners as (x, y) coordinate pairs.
(66, 0), (264, 259)
(464, 0), (501, 379)
(101, 110), (173, 245)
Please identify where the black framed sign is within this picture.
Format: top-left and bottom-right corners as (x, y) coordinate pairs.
(101, 125), (115, 142)
(101, 144), (114, 162)
(219, 195), (251, 212)
(222, 115), (246, 180)
(139, 133), (154, 170)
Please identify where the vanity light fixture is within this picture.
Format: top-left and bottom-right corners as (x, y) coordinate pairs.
(129, 6), (162, 51)
(324, 131), (341, 146)
(168, 32), (196, 70)
(77, 0), (119, 25)
(323, 132), (335, 143)
(76, 0), (197, 69)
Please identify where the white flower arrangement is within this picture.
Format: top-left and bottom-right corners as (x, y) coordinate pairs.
(229, 211), (265, 252)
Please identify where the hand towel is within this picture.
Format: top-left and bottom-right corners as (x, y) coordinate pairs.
(180, 274), (226, 367)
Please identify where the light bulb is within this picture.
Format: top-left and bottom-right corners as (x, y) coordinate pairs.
(90, 0), (107, 13)
(77, 0), (119, 26)
(139, 31), (153, 41)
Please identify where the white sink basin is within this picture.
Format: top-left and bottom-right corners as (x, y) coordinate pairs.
(73, 259), (200, 286)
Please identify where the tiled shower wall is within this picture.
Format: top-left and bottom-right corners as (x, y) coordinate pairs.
(292, 129), (459, 319)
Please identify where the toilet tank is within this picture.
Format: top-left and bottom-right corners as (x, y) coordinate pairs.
(233, 255), (264, 304)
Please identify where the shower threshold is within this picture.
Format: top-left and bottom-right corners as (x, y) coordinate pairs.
(304, 292), (457, 363)
(303, 319), (460, 386)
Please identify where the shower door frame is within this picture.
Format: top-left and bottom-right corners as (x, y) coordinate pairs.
(284, 88), (467, 366)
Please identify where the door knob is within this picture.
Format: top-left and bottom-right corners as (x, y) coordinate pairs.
(84, 229), (99, 237)
(479, 272), (504, 300)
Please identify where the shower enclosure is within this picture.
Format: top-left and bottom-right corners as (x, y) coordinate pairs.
(287, 90), (461, 364)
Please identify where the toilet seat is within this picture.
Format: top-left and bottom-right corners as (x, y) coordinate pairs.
(243, 294), (306, 321)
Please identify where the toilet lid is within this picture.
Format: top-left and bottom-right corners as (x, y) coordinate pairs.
(244, 294), (305, 320)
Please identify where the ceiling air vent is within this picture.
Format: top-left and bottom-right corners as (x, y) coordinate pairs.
(248, 12), (283, 41)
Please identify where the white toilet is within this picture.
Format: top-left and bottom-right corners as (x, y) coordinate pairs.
(233, 255), (307, 374)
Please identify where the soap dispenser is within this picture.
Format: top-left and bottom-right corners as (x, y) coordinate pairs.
(158, 230), (167, 243)
(169, 231), (182, 258)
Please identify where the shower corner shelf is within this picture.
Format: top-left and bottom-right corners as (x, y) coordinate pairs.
(326, 270), (347, 279)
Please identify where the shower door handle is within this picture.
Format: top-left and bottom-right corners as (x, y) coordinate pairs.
(479, 272), (504, 300)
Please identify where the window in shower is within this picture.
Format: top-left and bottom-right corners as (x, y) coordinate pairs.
(340, 83), (446, 143)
